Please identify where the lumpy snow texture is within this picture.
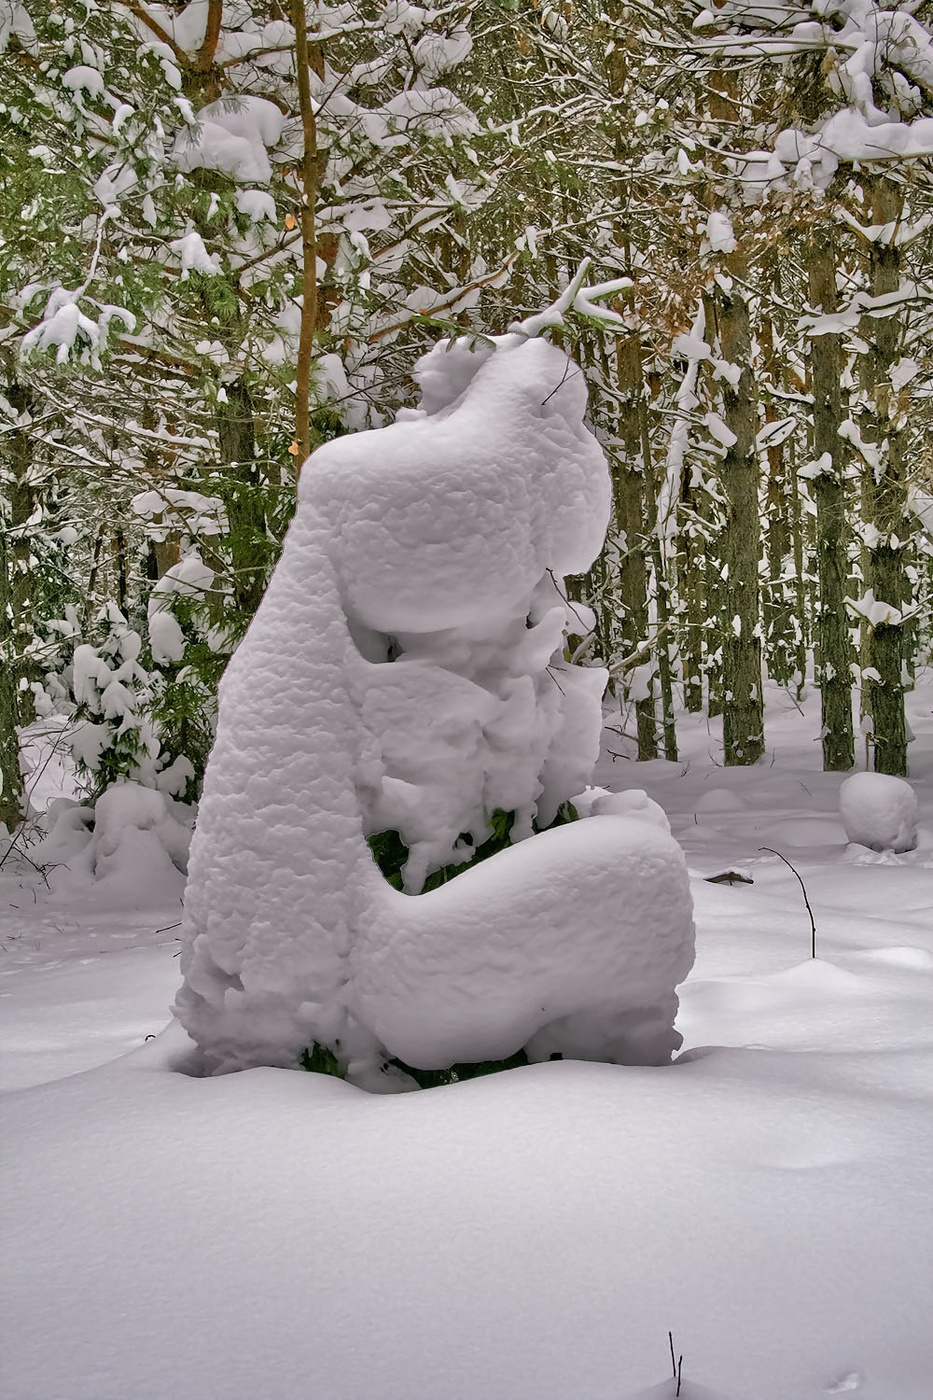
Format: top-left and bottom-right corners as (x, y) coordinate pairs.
(31, 783), (190, 910)
(840, 771), (918, 854)
(574, 784), (672, 832)
(176, 334), (694, 1078)
(352, 817), (693, 1069)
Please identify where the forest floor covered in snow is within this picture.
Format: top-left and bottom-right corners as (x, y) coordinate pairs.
(2, 681), (932, 1400)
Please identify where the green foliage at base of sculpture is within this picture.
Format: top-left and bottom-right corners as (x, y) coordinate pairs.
(386, 1049), (531, 1089)
(298, 1041), (537, 1089)
(367, 802), (579, 894)
(299, 803), (579, 1086)
(299, 1042), (343, 1077)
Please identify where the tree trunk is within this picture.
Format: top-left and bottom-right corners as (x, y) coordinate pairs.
(758, 304), (795, 688)
(715, 264), (765, 765)
(787, 434), (809, 698)
(0, 520), (22, 831)
(217, 379), (268, 618)
(0, 380), (37, 828)
(291, 0), (320, 473)
(859, 178), (910, 776)
(680, 512), (705, 713)
(614, 333), (657, 759)
(645, 479), (678, 761)
(807, 225), (854, 771)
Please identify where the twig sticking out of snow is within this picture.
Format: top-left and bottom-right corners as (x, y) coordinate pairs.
(759, 846), (817, 959)
(668, 1331), (684, 1397)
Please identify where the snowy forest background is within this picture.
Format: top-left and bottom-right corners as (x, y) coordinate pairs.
(4, 0), (933, 839)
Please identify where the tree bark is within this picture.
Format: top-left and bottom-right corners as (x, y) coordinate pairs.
(758, 302), (795, 688)
(0, 520), (22, 831)
(0, 380), (37, 828)
(291, 0), (319, 474)
(859, 178), (910, 776)
(217, 379), (268, 617)
(614, 333), (657, 759)
(715, 264), (765, 765)
(807, 225), (854, 771)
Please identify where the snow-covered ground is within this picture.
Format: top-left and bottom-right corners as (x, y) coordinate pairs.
(2, 682), (932, 1400)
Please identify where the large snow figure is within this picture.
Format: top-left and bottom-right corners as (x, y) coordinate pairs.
(175, 333), (695, 1083)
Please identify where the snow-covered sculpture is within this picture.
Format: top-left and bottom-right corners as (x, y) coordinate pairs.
(175, 332), (695, 1084)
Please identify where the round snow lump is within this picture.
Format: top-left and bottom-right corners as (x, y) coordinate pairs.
(839, 771), (918, 854)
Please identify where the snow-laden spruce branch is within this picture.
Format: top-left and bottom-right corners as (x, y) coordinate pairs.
(507, 260), (633, 338)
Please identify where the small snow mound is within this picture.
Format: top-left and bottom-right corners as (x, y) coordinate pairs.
(28, 798), (95, 868)
(771, 959), (867, 994)
(35, 782), (192, 908)
(694, 787), (747, 813)
(626, 1380), (739, 1400)
(858, 945), (933, 971)
(839, 771), (918, 853)
(586, 787), (671, 833)
(842, 844), (906, 866)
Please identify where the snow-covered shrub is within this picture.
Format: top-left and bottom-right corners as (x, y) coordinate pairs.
(67, 605), (162, 795)
(144, 552), (230, 803)
(31, 781), (191, 908)
(839, 772), (918, 854)
(35, 581), (216, 807)
(176, 332), (695, 1085)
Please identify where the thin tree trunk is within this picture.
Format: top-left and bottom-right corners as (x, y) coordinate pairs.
(615, 333), (657, 759)
(0, 520), (22, 830)
(860, 177), (910, 776)
(84, 530), (104, 629)
(291, 0), (319, 473)
(645, 487), (678, 761)
(715, 263), (765, 765)
(680, 511), (705, 714)
(113, 530), (128, 615)
(807, 225), (854, 771)
(788, 435), (809, 699)
(0, 380), (37, 827)
(758, 304), (795, 687)
(217, 379), (268, 617)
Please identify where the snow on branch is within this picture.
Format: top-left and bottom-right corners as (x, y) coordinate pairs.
(508, 260), (633, 339)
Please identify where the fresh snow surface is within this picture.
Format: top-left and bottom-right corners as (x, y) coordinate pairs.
(2, 681), (933, 1399)
(839, 770), (918, 853)
(175, 333), (693, 1080)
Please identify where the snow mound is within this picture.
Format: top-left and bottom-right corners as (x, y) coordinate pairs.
(840, 771), (918, 854)
(176, 332), (694, 1080)
(33, 782), (191, 909)
(573, 785), (670, 830)
(627, 1382), (737, 1400)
